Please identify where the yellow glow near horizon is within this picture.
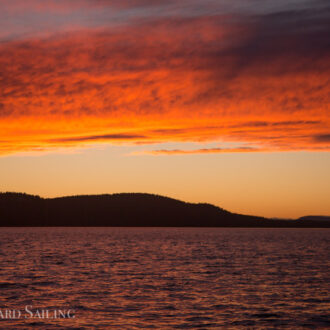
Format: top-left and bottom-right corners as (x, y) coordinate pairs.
(1, 147), (329, 219)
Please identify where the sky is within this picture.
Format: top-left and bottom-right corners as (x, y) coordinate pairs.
(0, 0), (329, 218)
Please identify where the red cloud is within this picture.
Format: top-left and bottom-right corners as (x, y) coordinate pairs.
(0, 9), (329, 155)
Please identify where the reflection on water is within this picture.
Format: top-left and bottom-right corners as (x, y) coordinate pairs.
(0, 228), (329, 328)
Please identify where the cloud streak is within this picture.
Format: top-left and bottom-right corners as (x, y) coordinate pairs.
(51, 133), (147, 143)
(137, 146), (267, 155)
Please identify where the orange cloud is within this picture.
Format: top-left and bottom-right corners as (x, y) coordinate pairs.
(0, 7), (329, 155)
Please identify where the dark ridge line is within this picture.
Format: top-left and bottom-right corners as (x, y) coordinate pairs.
(0, 192), (329, 228)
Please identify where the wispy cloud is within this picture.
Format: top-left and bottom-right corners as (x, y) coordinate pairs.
(51, 133), (147, 143)
(136, 146), (267, 155)
(313, 134), (330, 143)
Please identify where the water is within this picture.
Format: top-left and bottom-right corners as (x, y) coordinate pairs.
(0, 228), (329, 329)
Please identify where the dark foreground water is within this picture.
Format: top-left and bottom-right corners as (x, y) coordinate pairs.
(0, 228), (329, 329)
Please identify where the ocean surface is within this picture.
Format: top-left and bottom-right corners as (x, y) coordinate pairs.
(0, 228), (329, 329)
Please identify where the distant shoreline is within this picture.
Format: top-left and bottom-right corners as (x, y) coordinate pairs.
(1, 226), (329, 228)
(1, 192), (329, 228)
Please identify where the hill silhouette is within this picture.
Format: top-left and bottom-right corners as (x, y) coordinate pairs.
(0, 192), (329, 227)
(297, 216), (330, 222)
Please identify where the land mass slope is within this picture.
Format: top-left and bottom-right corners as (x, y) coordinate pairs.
(0, 192), (329, 227)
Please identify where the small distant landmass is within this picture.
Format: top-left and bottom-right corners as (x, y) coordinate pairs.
(297, 216), (330, 222)
(0, 192), (329, 227)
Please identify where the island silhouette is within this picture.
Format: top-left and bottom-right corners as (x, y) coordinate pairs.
(0, 192), (329, 227)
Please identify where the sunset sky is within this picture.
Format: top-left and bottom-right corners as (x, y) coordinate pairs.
(0, 0), (329, 218)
